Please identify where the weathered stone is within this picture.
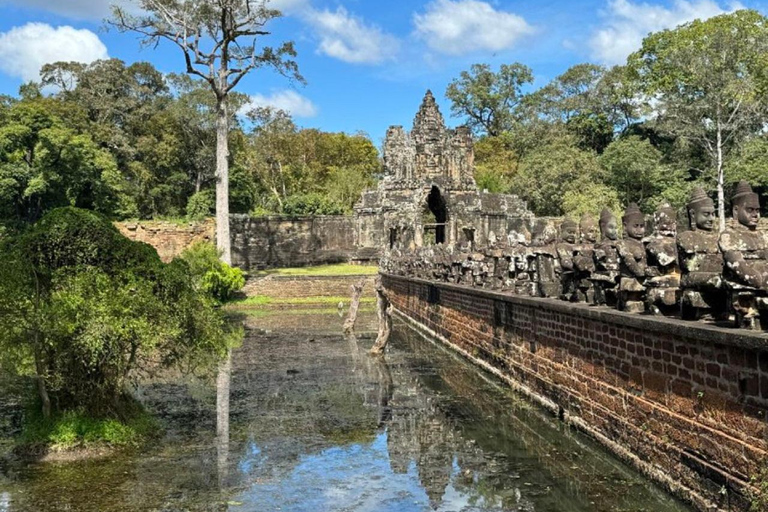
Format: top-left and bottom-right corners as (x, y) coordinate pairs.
(718, 181), (768, 330)
(645, 203), (680, 316)
(617, 203), (648, 313)
(678, 187), (726, 321)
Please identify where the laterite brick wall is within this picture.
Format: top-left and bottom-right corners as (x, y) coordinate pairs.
(382, 273), (768, 512)
(243, 275), (375, 299)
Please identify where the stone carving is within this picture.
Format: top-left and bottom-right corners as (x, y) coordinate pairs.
(367, 94), (768, 330)
(591, 208), (621, 307)
(572, 215), (598, 303)
(644, 203), (680, 316)
(718, 181), (768, 330)
(617, 203), (648, 313)
(677, 187), (726, 320)
(556, 218), (579, 301)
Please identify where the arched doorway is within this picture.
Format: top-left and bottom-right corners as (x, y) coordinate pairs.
(422, 186), (447, 245)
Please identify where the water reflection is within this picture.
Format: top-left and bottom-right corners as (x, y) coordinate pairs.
(0, 311), (690, 512)
(216, 350), (231, 490)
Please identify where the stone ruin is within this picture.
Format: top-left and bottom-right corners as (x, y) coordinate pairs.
(383, 181), (768, 331)
(354, 91), (540, 256)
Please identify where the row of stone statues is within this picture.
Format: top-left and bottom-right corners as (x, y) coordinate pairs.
(382, 181), (768, 331)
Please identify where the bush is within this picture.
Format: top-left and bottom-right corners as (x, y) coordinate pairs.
(282, 193), (348, 216)
(0, 207), (229, 418)
(179, 242), (245, 303)
(186, 190), (214, 221)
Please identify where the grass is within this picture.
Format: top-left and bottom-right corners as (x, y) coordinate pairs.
(254, 263), (379, 277)
(228, 295), (376, 308)
(233, 306), (376, 318)
(20, 405), (158, 452)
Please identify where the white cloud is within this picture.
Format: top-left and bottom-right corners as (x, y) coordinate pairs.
(589, 0), (742, 65)
(0, 0), (136, 21)
(0, 23), (108, 82)
(304, 6), (400, 64)
(413, 0), (535, 56)
(244, 90), (318, 117)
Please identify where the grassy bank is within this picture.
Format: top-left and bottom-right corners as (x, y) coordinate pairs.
(228, 295), (375, 308)
(254, 263), (378, 277)
(18, 403), (158, 455)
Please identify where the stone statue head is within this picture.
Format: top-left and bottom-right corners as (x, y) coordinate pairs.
(732, 181), (761, 230)
(622, 203), (646, 240)
(653, 202), (677, 237)
(580, 214), (599, 243)
(687, 187), (715, 231)
(560, 218), (578, 244)
(599, 208), (618, 242)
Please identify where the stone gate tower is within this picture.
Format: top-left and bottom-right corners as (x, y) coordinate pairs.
(354, 91), (532, 254)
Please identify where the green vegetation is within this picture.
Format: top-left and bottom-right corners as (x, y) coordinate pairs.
(255, 263), (379, 277)
(0, 59), (378, 226)
(20, 403), (157, 451)
(179, 242), (245, 304)
(229, 295), (375, 308)
(0, 208), (231, 428)
(447, 10), (768, 218)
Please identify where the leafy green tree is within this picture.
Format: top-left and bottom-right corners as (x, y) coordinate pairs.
(528, 64), (606, 123)
(726, 135), (768, 205)
(445, 63), (534, 136)
(179, 242), (245, 303)
(599, 136), (687, 211)
(629, 9), (768, 230)
(0, 97), (120, 222)
(0, 208), (228, 418)
(473, 135), (518, 193)
(112, 0), (303, 264)
(510, 139), (602, 216)
(562, 182), (622, 220)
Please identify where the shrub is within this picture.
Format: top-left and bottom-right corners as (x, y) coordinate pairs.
(179, 242), (245, 303)
(282, 193), (348, 216)
(0, 207), (229, 418)
(186, 190), (214, 221)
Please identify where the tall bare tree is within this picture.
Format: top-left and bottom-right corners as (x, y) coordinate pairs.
(111, 0), (303, 263)
(629, 10), (768, 232)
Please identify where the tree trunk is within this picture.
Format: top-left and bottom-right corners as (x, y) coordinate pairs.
(34, 349), (51, 419)
(215, 96), (232, 264)
(370, 278), (392, 356)
(716, 123), (726, 233)
(343, 278), (366, 335)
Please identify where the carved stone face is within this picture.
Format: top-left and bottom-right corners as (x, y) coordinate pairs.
(734, 195), (761, 230)
(561, 225), (578, 244)
(601, 218), (618, 241)
(655, 214), (677, 237)
(690, 204), (715, 231)
(624, 218), (646, 240)
(581, 223), (599, 243)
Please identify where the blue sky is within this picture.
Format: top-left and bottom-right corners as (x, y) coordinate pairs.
(0, 0), (764, 145)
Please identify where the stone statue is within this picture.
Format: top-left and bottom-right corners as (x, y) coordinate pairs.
(718, 181), (768, 330)
(644, 203), (680, 316)
(591, 208), (621, 306)
(677, 187), (726, 320)
(532, 224), (559, 298)
(617, 203), (648, 313)
(556, 218), (579, 301)
(573, 214), (598, 303)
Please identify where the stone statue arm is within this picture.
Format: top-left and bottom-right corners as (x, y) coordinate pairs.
(618, 243), (647, 277)
(720, 232), (767, 289)
(722, 249), (766, 289)
(557, 246), (575, 271)
(574, 252), (595, 273)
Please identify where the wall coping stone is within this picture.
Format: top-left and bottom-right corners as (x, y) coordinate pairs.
(382, 273), (768, 351)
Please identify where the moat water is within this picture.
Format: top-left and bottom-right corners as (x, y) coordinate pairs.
(0, 310), (692, 512)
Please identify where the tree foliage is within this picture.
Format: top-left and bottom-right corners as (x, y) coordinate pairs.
(628, 9), (768, 229)
(0, 208), (229, 418)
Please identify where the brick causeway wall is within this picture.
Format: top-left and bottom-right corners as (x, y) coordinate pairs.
(382, 273), (768, 512)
